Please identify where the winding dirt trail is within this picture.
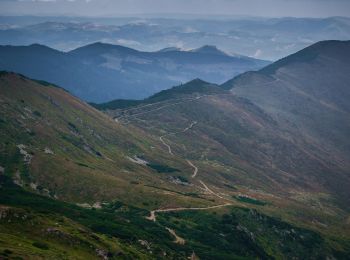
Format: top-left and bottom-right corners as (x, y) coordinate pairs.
(117, 93), (232, 123)
(183, 121), (197, 132)
(145, 120), (233, 222)
(146, 203), (232, 222)
(139, 113), (234, 255)
(199, 180), (224, 199)
(159, 136), (173, 155)
(186, 160), (198, 178)
(116, 97), (201, 121)
(159, 121), (197, 155)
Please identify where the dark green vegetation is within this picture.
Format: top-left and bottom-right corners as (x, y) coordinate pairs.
(1, 175), (348, 259)
(235, 195), (267, 206)
(146, 163), (180, 173)
(1, 40), (350, 258)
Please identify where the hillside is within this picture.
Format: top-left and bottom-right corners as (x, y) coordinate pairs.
(91, 78), (226, 110)
(0, 43), (269, 102)
(105, 75), (350, 207)
(223, 40), (350, 185)
(2, 72), (348, 258)
(99, 41), (350, 247)
(96, 40), (350, 213)
(0, 71), (205, 207)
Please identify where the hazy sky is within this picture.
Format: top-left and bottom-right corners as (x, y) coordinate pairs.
(1, 0), (350, 18)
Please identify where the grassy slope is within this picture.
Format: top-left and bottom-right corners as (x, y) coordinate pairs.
(103, 78), (350, 242)
(91, 78), (225, 111)
(222, 40), (350, 209)
(1, 175), (349, 259)
(0, 72), (218, 209)
(1, 72), (350, 258)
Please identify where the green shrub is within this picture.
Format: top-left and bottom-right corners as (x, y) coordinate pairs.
(146, 163), (180, 173)
(33, 111), (42, 117)
(32, 242), (49, 250)
(3, 249), (13, 255)
(234, 195), (267, 206)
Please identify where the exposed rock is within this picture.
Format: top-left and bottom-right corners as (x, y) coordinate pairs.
(96, 248), (109, 260)
(127, 155), (149, 165)
(138, 240), (151, 250)
(92, 202), (102, 209)
(13, 170), (24, 187)
(30, 182), (38, 190)
(168, 176), (192, 186)
(76, 202), (103, 209)
(17, 144), (33, 164)
(41, 188), (52, 197)
(0, 165), (4, 174)
(44, 147), (54, 155)
(76, 203), (92, 209)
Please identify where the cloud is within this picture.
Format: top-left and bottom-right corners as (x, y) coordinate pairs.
(253, 49), (262, 58)
(1, 0), (350, 17)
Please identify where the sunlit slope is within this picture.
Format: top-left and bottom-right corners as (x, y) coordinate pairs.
(0, 72), (216, 209)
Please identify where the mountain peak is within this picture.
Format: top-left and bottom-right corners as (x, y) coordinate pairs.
(78, 42), (117, 49)
(148, 78), (224, 102)
(261, 40), (350, 75)
(25, 43), (61, 54)
(69, 42), (138, 55)
(28, 43), (55, 50)
(191, 45), (229, 56)
(157, 47), (182, 52)
(185, 78), (209, 85)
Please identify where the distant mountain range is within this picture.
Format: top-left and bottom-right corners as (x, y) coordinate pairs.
(0, 42), (268, 102)
(1, 16), (350, 60)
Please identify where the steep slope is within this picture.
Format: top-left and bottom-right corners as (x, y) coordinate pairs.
(0, 72), (215, 209)
(99, 42), (350, 240)
(222, 40), (350, 203)
(2, 72), (348, 258)
(0, 43), (269, 102)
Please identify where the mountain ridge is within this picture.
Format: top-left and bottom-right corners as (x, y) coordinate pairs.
(222, 40), (350, 89)
(0, 42), (269, 102)
(91, 78), (227, 111)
